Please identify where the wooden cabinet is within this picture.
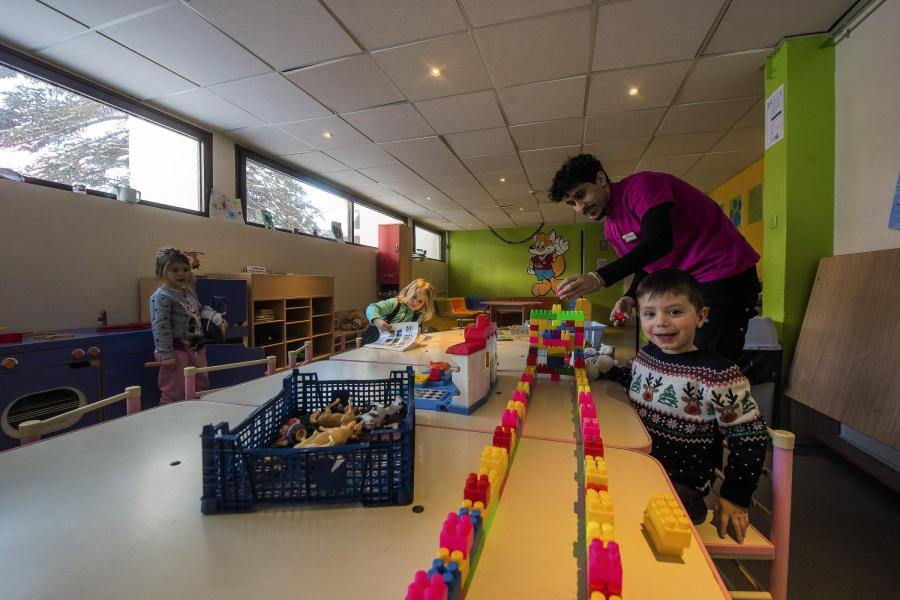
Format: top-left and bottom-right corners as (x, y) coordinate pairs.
(209, 274), (334, 368)
(377, 224), (412, 290)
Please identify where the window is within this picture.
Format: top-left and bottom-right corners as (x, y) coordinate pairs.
(415, 225), (444, 261)
(0, 47), (210, 212)
(240, 149), (349, 240)
(354, 203), (403, 246)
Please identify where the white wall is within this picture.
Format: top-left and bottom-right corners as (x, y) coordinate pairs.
(834, 0), (900, 461)
(0, 175), (377, 331)
(834, 0), (900, 254)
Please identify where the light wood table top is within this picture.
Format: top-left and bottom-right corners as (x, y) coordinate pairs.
(466, 443), (729, 600)
(0, 401), (492, 600)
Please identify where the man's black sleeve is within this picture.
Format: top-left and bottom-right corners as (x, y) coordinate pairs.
(596, 202), (674, 287)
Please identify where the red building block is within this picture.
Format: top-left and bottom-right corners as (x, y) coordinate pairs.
(464, 472), (491, 508)
(582, 417), (601, 440)
(585, 434), (604, 458)
(493, 426), (513, 453)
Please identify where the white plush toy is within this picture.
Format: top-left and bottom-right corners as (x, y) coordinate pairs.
(582, 345), (618, 380)
(359, 396), (404, 429)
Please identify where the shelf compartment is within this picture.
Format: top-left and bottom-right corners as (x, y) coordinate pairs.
(253, 299), (284, 323)
(312, 314), (333, 336)
(253, 321), (284, 347)
(312, 335), (333, 358)
(286, 321), (311, 341)
(311, 297), (333, 315)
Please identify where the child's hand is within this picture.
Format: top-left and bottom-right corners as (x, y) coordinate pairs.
(713, 497), (750, 543)
(609, 296), (635, 326)
(375, 319), (393, 333)
(161, 358), (177, 369)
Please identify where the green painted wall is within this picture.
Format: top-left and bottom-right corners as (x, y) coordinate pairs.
(448, 224), (621, 319)
(763, 36), (835, 369)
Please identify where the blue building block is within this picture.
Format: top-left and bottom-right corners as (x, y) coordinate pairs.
(428, 558), (462, 600)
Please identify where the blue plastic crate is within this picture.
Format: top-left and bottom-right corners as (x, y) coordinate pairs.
(200, 367), (415, 513)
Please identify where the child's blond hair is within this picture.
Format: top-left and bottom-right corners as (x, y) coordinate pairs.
(398, 278), (435, 321)
(155, 247), (195, 287)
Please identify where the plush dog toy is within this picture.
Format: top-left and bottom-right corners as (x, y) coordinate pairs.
(583, 346), (618, 380)
(295, 420), (362, 448)
(359, 396), (404, 430)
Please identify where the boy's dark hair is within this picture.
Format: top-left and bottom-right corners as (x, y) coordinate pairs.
(548, 154), (607, 202)
(636, 269), (705, 312)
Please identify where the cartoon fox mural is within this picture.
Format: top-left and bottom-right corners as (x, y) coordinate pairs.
(527, 229), (570, 296)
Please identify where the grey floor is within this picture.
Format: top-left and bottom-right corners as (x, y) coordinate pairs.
(715, 445), (900, 599)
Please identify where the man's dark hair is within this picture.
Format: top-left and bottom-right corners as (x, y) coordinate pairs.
(636, 269), (705, 313)
(548, 154), (607, 202)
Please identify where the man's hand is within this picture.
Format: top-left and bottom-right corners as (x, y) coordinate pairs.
(556, 273), (602, 301)
(609, 296), (635, 326)
(713, 497), (750, 544)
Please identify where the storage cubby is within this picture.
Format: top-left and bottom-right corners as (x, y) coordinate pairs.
(312, 334), (333, 358)
(312, 314), (332, 336)
(286, 320), (310, 343)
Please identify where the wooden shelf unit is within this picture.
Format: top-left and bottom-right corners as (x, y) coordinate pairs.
(209, 273), (335, 368)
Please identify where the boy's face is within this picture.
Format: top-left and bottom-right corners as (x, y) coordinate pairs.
(405, 288), (426, 311)
(560, 170), (611, 220)
(637, 292), (708, 354)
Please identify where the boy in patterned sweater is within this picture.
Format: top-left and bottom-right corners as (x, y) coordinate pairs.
(629, 269), (767, 543)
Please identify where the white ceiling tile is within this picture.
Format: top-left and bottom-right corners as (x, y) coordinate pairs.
(584, 108), (666, 143)
(461, 0), (589, 28)
(414, 159), (470, 179)
(677, 51), (768, 104)
(448, 188), (493, 203)
(480, 215), (515, 227)
(487, 183), (532, 199)
(442, 209), (476, 222)
(511, 211), (545, 226)
(657, 98), (758, 135)
(603, 159), (640, 178)
(706, 0), (857, 54)
(323, 0), (467, 50)
(285, 55), (404, 114)
(431, 175), (480, 192)
(101, 4), (271, 86)
(324, 170), (382, 194)
(323, 144), (399, 170)
(593, 0), (721, 70)
(372, 33), (492, 101)
(278, 151), (348, 173)
(644, 131), (724, 157)
(526, 168), (557, 190)
(475, 170), (528, 187)
(587, 61), (691, 115)
(637, 154), (702, 177)
(228, 124), (313, 155)
(357, 163), (421, 184)
(462, 154), (522, 174)
(540, 204), (575, 224)
(388, 178), (440, 196)
(37, 32), (195, 100)
(278, 116), (370, 149)
(380, 136), (455, 164)
(188, 0), (359, 71)
(683, 149), (762, 189)
(582, 138), (649, 162)
(445, 128), (515, 157)
(510, 118), (584, 150)
(735, 98), (763, 129)
(153, 88), (262, 130)
(497, 196), (539, 210)
(41, 0), (169, 27)
(476, 9), (591, 88)
(711, 127), (764, 152)
(342, 103), (434, 143)
(415, 90), (504, 134)
(498, 76), (586, 125)
(209, 74), (329, 123)
(0, 0), (87, 51)
(519, 145), (582, 170)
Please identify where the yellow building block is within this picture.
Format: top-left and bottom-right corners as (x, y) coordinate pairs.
(506, 400), (526, 420)
(643, 493), (692, 557)
(586, 488), (614, 527)
(516, 381), (530, 395)
(480, 446), (508, 482)
(585, 456), (608, 490)
(586, 520), (615, 544)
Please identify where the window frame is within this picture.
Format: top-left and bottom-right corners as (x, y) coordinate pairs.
(413, 222), (445, 262)
(0, 43), (212, 216)
(235, 145), (407, 245)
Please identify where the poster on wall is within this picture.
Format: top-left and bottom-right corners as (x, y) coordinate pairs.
(889, 173), (900, 230)
(765, 84), (784, 150)
(526, 229), (570, 296)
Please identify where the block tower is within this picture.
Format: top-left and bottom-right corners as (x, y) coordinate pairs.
(526, 304), (585, 381)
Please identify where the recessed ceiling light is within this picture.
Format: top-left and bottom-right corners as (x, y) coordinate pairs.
(519, 207), (524, 211)
(499, 177), (507, 183)
(628, 87), (639, 96)
(425, 196), (431, 200)
(322, 131), (333, 138)
(430, 67), (441, 77)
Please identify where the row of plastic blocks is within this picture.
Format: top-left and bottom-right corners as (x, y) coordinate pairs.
(643, 493), (692, 557)
(585, 455), (608, 491)
(588, 539), (623, 598)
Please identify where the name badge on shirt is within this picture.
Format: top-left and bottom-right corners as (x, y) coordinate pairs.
(622, 232), (638, 243)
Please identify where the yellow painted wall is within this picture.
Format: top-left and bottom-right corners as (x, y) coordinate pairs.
(709, 158), (765, 279)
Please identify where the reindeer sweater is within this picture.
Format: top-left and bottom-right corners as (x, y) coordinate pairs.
(629, 344), (768, 507)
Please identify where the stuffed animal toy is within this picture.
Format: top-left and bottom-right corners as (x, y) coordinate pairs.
(311, 395), (356, 428)
(359, 396), (404, 430)
(339, 310), (366, 331)
(295, 420), (362, 448)
(583, 346), (618, 380)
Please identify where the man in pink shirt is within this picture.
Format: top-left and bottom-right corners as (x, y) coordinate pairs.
(552, 154), (760, 360)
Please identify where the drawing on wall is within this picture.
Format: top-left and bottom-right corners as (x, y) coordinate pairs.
(729, 195), (742, 227)
(748, 184), (763, 224)
(527, 229), (570, 296)
(889, 173), (900, 230)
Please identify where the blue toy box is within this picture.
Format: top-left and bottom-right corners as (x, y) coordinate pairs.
(200, 367), (415, 513)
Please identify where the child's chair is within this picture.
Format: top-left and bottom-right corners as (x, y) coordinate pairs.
(18, 386), (142, 446)
(695, 429), (795, 600)
(184, 341), (312, 400)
